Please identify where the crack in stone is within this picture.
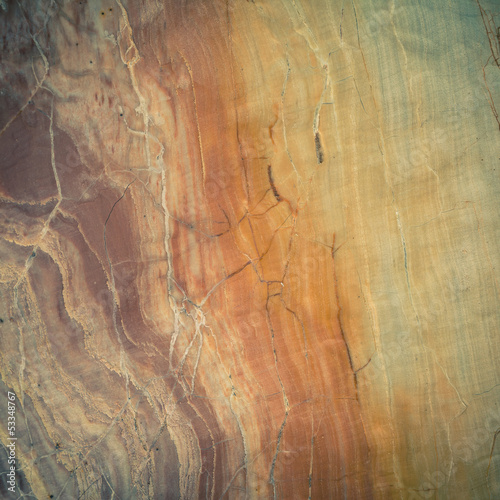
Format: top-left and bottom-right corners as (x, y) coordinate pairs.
(313, 65), (328, 164)
(103, 180), (135, 399)
(269, 411), (288, 498)
(280, 51), (301, 183)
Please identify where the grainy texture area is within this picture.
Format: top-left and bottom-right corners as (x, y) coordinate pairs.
(0, 0), (499, 498)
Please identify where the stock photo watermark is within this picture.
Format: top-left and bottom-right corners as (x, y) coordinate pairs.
(5, 390), (17, 494)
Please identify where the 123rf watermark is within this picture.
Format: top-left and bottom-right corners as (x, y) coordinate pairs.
(6, 391), (17, 494)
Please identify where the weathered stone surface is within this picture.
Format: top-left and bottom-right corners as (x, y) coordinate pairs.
(0, 0), (499, 498)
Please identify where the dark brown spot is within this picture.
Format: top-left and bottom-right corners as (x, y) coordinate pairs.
(267, 165), (281, 202)
(315, 132), (324, 164)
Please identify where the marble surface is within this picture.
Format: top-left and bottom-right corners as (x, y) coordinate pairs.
(0, 0), (499, 498)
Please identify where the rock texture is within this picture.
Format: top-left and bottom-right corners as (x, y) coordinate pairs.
(0, 0), (499, 498)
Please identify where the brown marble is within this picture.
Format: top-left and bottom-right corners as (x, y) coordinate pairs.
(0, 0), (499, 498)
